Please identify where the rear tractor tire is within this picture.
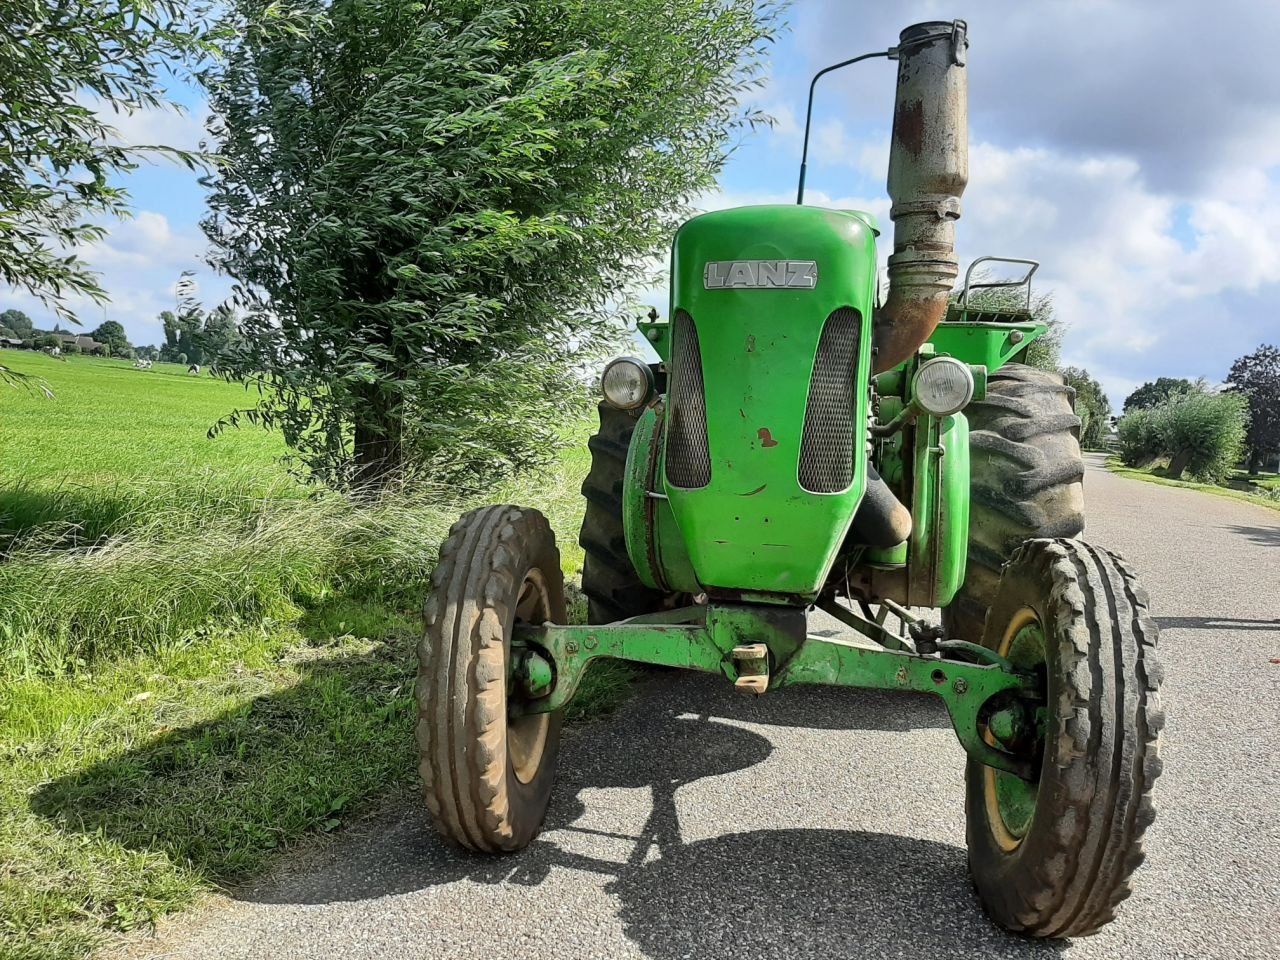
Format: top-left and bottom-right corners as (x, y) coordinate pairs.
(579, 401), (679, 624)
(945, 363), (1085, 645)
(416, 505), (565, 852)
(966, 538), (1164, 937)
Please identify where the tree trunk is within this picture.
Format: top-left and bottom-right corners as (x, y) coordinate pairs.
(352, 391), (404, 492)
(1166, 448), (1192, 480)
(1247, 447), (1263, 476)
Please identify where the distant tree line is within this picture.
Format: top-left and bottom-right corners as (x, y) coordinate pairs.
(1, 305), (241, 367)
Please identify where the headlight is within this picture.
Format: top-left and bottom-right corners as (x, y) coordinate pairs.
(600, 357), (654, 410)
(912, 357), (974, 417)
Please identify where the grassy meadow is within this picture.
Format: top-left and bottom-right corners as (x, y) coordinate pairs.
(0, 350), (613, 960)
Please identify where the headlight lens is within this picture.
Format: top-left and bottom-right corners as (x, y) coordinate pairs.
(912, 357), (975, 417)
(600, 357), (654, 410)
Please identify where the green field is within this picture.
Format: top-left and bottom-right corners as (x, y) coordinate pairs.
(0, 351), (608, 960)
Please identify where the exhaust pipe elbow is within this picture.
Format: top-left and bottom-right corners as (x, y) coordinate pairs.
(873, 20), (969, 374)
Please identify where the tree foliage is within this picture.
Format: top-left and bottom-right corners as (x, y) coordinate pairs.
(1122, 376), (1196, 412)
(1225, 343), (1280, 474)
(90, 320), (131, 355)
(202, 0), (783, 490)
(1060, 366), (1111, 449)
(0, 309), (34, 339)
(1118, 390), (1249, 484)
(0, 0), (212, 322)
(156, 304), (240, 366)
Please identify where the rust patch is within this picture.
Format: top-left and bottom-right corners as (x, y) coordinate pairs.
(740, 483), (767, 497)
(757, 427), (778, 448)
(893, 99), (925, 158)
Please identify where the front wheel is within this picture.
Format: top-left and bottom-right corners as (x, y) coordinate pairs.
(416, 505), (565, 852)
(965, 538), (1164, 937)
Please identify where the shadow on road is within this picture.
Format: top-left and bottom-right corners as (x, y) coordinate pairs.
(1156, 615), (1280, 632)
(223, 677), (1052, 958)
(1223, 523), (1280, 547)
(31, 658), (1041, 958)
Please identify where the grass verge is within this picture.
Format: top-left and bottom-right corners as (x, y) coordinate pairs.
(1105, 457), (1280, 513)
(2, 354), (626, 959)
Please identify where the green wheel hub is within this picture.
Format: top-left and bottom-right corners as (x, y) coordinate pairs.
(983, 608), (1047, 850)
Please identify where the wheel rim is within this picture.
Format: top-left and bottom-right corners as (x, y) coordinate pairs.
(983, 606), (1046, 851)
(507, 569), (552, 785)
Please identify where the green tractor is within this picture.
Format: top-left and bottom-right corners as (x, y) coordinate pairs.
(416, 20), (1163, 937)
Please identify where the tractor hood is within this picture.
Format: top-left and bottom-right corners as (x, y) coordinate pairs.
(661, 204), (878, 599)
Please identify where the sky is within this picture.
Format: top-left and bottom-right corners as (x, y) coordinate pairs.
(5, 0), (1278, 406)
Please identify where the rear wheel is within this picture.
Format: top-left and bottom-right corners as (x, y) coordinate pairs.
(965, 538), (1164, 937)
(944, 363), (1084, 644)
(416, 505), (565, 852)
(579, 401), (676, 624)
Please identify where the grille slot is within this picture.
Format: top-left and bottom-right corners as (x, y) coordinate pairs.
(799, 307), (861, 493)
(666, 309), (712, 489)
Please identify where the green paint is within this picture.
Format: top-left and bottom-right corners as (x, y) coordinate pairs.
(660, 204), (879, 598)
(927, 320), (1047, 373)
(637, 318), (670, 362)
(514, 647), (554, 698)
(622, 405), (699, 593)
(903, 408), (969, 607)
(512, 602), (1040, 777)
(987, 618), (1049, 840)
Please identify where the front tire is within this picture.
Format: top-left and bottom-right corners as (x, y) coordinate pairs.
(417, 505), (565, 852)
(579, 401), (674, 624)
(966, 538), (1164, 937)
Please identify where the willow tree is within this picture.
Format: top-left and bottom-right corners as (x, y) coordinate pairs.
(203, 0), (782, 490)
(0, 0), (209, 320)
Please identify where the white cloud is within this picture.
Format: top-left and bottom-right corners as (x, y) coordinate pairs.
(2, 209), (228, 345)
(82, 95), (207, 154)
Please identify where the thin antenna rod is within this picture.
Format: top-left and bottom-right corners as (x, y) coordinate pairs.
(796, 48), (896, 205)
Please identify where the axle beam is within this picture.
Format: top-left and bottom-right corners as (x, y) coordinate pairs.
(511, 603), (1042, 779)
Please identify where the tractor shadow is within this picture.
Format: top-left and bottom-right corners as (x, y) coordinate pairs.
(227, 675), (1059, 959)
(1223, 523), (1280, 548)
(1156, 615), (1280, 632)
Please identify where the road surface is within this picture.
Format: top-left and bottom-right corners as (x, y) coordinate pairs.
(121, 454), (1280, 960)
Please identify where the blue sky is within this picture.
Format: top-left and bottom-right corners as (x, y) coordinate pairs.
(7, 1), (1279, 406)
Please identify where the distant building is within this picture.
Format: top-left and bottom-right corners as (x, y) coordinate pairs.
(0, 337), (23, 349)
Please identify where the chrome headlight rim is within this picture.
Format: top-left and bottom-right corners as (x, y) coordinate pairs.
(912, 356), (975, 417)
(600, 356), (655, 411)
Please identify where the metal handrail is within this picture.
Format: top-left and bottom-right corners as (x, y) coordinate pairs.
(959, 256), (1041, 312)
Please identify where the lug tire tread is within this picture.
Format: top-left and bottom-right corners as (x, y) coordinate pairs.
(579, 402), (672, 623)
(944, 364), (1085, 645)
(416, 504), (564, 852)
(965, 538), (1163, 937)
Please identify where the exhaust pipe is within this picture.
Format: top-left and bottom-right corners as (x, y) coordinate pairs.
(873, 20), (969, 374)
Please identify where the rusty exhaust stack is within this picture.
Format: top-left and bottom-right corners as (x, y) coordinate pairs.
(873, 20), (969, 374)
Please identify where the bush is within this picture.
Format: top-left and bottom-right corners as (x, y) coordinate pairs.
(1118, 408), (1161, 466)
(1119, 392), (1250, 483)
(1157, 391), (1249, 483)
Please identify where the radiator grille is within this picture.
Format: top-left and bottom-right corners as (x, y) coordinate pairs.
(666, 309), (712, 489)
(798, 308), (860, 493)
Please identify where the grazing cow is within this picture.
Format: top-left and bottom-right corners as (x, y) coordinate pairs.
(135, 359), (153, 370)
(188, 364), (201, 375)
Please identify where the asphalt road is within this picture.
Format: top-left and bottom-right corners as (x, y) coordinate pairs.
(124, 454), (1280, 960)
